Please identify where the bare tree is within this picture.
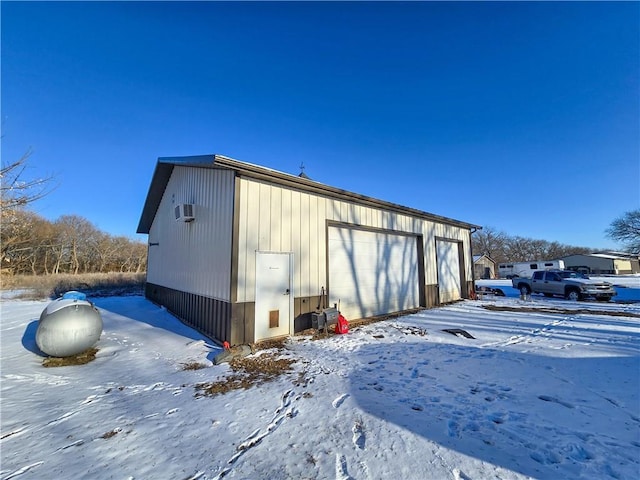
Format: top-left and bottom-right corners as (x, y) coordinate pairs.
(1, 151), (55, 273)
(53, 215), (100, 274)
(471, 226), (508, 263)
(1, 152), (149, 275)
(1, 209), (45, 272)
(606, 210), (640, 254)
(1, 150), (54, 210)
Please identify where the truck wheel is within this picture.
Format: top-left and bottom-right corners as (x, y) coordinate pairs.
(565, 289), (581, 301)
(519, 285), (531, 295)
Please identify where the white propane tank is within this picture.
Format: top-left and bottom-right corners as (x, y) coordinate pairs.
(36, 291), (103, 357)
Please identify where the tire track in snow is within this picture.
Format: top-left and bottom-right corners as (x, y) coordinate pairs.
(481, 317), (569, 348)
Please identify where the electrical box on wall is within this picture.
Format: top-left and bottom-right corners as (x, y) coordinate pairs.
(174, 203), (195, 222)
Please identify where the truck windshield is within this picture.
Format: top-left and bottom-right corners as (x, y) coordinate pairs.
(559, 271), (588, 279)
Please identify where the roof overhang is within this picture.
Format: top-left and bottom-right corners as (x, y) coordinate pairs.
(137, 154), (482, 234)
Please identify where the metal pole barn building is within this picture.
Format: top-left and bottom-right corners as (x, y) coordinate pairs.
(137, 155), (481, 345)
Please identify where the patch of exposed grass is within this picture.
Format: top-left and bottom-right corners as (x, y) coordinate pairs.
(194, 352), (296, 397)
(181, 361), (208, 371)
(100, 429), (121, 439)
(252, 337), (289, 351)
(42, 348), (98, 367)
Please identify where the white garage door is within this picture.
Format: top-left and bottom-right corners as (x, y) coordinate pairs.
(328, 227), (420, 321)
(437, 240), (462, 303)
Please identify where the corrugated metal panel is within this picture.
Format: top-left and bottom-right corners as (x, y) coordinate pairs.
(328, 227), (420, 320)
(145, 283), (231, 343)
(146, 166), (234, 301)
(291, 189), (302, 298)
(436, 239), (462, 303)
(235, 176), (475, 308)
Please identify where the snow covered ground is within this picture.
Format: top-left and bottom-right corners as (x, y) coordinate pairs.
(1, 286), (639, 480)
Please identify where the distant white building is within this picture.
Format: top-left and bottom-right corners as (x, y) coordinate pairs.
(561, 252), (640, 275)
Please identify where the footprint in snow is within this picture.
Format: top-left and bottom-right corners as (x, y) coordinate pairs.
(81, 395), (99, 405)
(1, 426), (28, 440)
(46, 411), (77, 426)
(55, 439), (85, 451)
(538, 395), (574, 409)
(3, 461), (45, 480)
(564, 443), (594, 461)
(332, 393), (349, 409)
(530, 449), (562, 465)
(352, 421), (365, 450)
(448, 420), (460, 438)
(335, 453), (354, 480)
(487, 412), (505, 424)
(453, 468), (473, 480)
(144, 382), (168, 391)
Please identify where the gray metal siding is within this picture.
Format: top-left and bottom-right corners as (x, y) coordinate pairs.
(145, 283), (231, 343)
(146, 166), (234, 301)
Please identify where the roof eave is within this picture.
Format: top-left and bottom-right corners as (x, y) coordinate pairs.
(213, 155), (481, 231)
(137, 154), (482, 234)
(136, 155), (217, 234)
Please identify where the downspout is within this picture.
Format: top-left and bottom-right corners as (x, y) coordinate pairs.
(469, 226), (481, 299)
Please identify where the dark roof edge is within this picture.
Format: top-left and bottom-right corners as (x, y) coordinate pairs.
(137, 154), (482, 234)
(137, 155), (219, 233)
(213, 155), (481, 231)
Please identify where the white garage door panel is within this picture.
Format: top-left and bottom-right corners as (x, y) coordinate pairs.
(329, 227), (420, 321)
(437, 240), (461, 303)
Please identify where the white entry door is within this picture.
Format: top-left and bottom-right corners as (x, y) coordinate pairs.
(437, 240), (462, 303)
(255, 252), (292, 341)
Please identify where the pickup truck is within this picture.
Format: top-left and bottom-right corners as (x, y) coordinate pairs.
(512, 270), (617, 301)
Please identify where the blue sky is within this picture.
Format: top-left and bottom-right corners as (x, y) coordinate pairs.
(2, 1), (638, 249)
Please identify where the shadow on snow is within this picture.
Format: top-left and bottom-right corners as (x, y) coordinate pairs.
(347, 314), (640, 479)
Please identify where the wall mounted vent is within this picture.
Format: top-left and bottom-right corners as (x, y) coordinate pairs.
(174, 203), (195, 222)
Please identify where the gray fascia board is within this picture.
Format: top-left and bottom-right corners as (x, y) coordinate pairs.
(213, 154), (481, 231)
(137, 153), (481, 235)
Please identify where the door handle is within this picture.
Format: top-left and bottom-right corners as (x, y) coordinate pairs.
(284, 289), (290, 295)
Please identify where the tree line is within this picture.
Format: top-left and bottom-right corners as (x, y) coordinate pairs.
(472, 211), (640, 263)
(471, 226), (595, 265)
(1, 153), (146, 276)
(1, 209), (147, 275)
(2, 151), (637, 276)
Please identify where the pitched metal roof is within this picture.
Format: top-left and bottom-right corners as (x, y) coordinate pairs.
(137, 154), (481, 234)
